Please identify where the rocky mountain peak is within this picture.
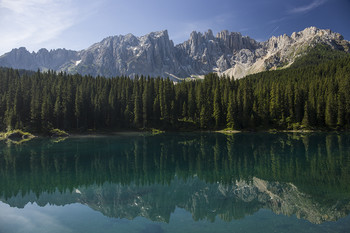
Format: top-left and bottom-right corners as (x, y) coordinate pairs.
(149, 29), (169, 38)
(288, 26), (344, 43)
(300, 26), (334, 38)
(37, 48), (49, 54)
(6, 47), (31, 57)
(216, 30), (258, 51)
(205, 29), (214, 40)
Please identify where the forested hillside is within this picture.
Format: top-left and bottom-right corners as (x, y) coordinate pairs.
(0, 47), (350, 132)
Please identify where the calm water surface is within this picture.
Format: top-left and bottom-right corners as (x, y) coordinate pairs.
(0, 132), (350, 233)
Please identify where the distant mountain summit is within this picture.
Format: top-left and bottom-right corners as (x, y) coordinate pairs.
(0, 27), (348, 80)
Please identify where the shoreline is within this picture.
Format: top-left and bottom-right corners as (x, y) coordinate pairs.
(1, 128), (349, 142)
(65, 128), (350, 137)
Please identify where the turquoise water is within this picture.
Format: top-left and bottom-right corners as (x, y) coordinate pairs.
(0, 132), (350, 232)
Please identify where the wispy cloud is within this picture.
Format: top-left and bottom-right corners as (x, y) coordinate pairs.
(0, 0), (99, 54)
(268, 26), (280, 38)
(268, 16), (289, 25)
(289, 0), (327, 14)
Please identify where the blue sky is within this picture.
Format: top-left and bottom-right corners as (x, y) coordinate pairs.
(0, 0), (349, 54)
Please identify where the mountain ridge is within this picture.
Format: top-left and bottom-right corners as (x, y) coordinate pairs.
(2, 177), (349, 224)
(0, 27), (348, 80)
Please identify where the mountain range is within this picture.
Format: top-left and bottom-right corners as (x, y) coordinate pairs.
(0, 26), (349, 80)
(2, 177), (349, 224)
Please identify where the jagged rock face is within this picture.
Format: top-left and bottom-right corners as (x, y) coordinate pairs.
(174, 29), (260, 77)
(72, 30), (180, 78)
(0, 27), (348, 80)
(257, 27), (347, 71)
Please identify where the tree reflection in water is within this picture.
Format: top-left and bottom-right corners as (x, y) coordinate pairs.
(0, 132), (349, 224)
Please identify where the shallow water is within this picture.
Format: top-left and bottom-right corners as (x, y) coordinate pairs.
(0, 132), (349, 232)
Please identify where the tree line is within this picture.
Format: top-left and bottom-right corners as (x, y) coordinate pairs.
(0, 49), (350, 132)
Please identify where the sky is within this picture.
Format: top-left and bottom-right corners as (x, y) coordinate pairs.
(0, 0), (349, 55)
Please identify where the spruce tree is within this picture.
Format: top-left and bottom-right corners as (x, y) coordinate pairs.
(226, 92), (235, 129)
(213, 87), (221, 129)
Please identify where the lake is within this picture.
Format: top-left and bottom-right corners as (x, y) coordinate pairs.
(0, 132), (350, 233)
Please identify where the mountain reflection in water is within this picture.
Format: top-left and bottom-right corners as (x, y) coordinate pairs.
(0, 132), (349, 224)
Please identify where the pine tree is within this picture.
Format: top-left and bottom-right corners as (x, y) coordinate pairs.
(75, 86), (83, 129)
(269, 84), (279, 121)
(213, 87), (222, 129)
(108, 85), (117, 128)
(325, 93), (337, 127)
(187, 86), (196, 121)
(30, 90), (41, 131)
(302, 101), (310, 127)
(200, 105), (208, 129)
(226, 92), (235, 129)
(133, 83), (141, 127)
(41, 91), (52, 131)
(54, 96), (62, 129)
(294, 90), (303, 123)
(337, 93), (345, 127)
(182, 101), (187, 119)
(142, 81), (151, 128)
(152, 95), (161, 124)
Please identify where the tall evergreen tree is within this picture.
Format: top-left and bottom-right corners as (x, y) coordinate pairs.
(226, 92), (235, 129)
(213, 87), (222, 129)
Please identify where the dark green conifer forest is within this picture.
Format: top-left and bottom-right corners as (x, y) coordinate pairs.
(0, 45), (350, 132)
